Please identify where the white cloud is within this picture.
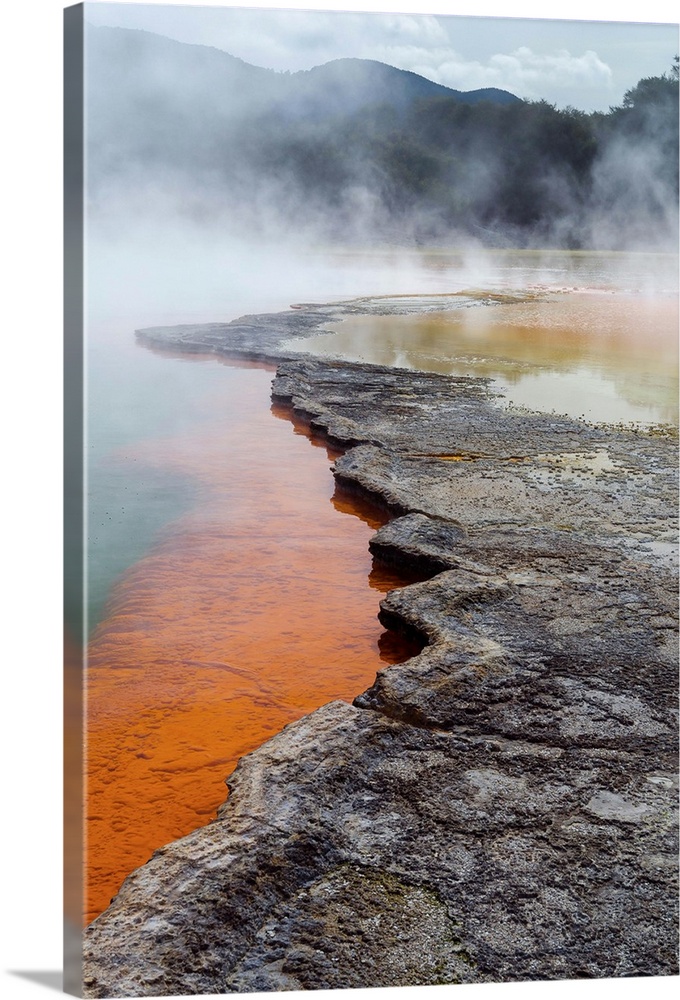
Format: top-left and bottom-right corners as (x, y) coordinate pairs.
(364, 43), (614, 106)
(490, 47), (613, 93)
(84, 5), (670, 111)
(230, 11), (452, 72)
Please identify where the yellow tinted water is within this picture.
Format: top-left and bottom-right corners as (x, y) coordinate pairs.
(292, 291), (678, 425)
(81, 249), (678, 927)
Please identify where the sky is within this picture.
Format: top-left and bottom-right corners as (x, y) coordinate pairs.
(83, 0), (679, 112)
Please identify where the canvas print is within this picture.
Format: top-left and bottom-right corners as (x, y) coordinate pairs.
(64, 2), (679, 996)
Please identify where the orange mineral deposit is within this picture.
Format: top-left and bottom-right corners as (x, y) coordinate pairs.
(85, 359), (420, 925)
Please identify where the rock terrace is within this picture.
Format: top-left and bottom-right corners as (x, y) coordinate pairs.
(83, 300), (678, 995)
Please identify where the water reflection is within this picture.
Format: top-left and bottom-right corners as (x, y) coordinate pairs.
(290, 290), (678, 426)
(83, 247), (677, 926)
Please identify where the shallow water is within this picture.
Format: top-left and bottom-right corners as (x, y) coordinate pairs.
(85, 355), (421, 924)
(285, 279), (679, 427)
(83, 246), (678, 925)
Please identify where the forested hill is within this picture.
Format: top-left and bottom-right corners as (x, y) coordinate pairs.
(85, 25), (679, 251)
(282, 58), (521, 118)
(85, 26), (519, 131)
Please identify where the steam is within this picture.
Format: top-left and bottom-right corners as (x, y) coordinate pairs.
(84, 19), (678, 332)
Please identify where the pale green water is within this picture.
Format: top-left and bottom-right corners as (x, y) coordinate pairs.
(85, 247), (679, 632)
(84, 243), (447, 632)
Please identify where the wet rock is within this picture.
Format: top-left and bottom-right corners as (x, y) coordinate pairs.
(84, 301), (678, 994)
(136, 308), (333, 363)
(227, 864), (475, 992)
(83, 703), (678, 995)
(136, 293), (494, 365)
(358, 544), (676, 751)
(360, 512), (677, 749)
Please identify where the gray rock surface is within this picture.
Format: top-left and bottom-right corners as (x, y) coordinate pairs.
(83, 301), (678, 996)
(136, 292), (500, 364)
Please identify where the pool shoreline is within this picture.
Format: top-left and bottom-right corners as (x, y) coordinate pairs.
(82, 299), (678, 993)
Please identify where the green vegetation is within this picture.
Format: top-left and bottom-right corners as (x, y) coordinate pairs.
(241, 60), (677, 246)
(87, 26), (679, 250)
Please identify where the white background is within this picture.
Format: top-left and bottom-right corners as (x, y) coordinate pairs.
(1, 2), (677, 999)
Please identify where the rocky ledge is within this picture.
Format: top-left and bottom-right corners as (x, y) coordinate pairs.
(83, 303), (678, 996)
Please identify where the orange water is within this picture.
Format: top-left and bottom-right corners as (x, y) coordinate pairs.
(85, 252), (678, 924)
(85, 359), (419, 925)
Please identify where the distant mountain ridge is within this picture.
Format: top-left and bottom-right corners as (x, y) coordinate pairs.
(284, 57), (521, 117)
(83, 23), (678, 250)
(85, 24), (521, 122)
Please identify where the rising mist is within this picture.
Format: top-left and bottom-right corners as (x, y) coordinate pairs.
(84, 23), (679, 259)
